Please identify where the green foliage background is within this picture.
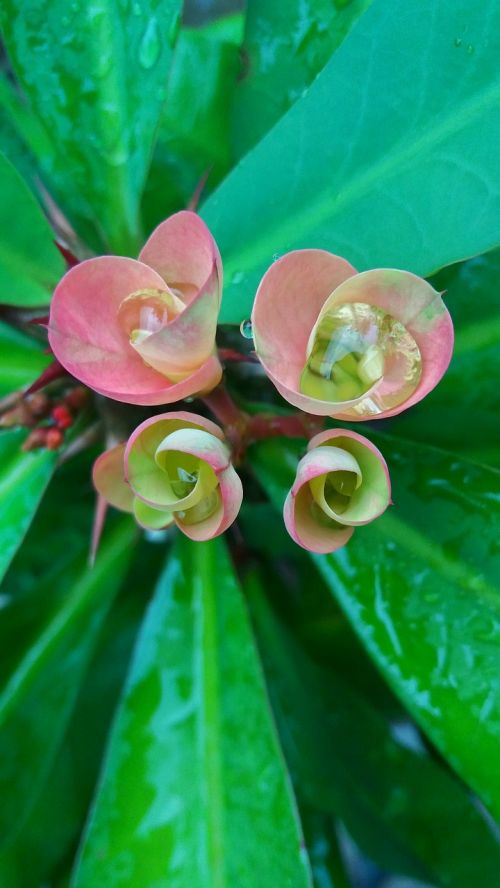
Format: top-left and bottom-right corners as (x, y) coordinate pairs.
(0, 0), (499, 886)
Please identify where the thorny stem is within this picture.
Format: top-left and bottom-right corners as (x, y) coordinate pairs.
(202, 384), (324, 462)
(187, 168), (212, 212)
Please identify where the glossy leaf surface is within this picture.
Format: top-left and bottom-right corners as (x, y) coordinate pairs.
(391, 249), (500, 465)
(232, 0), (372, 159)
(0, 1), (182, 253)
(0, 530), (157, 887)
(246, 568), (500, 887)
(0, 518), (135, 847)
(0, 429), (56, 585)
(203, 0), (500, 322)
(73, 535), (312, 887)
(250, 433), (500, 820)
(0, 323), (50, 397)
(142, 15), (242, 232)
(0, 152), (63, 306)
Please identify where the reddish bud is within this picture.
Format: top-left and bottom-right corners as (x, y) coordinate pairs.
(51, 404), (73, 429)
(46, 427), (64, 450)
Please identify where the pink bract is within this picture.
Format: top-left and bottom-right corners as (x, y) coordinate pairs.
(252, 250), (454, 420)
(283, 429), (391, 554)
(48, 212), (223, 406)
(92, 412), (243, 542)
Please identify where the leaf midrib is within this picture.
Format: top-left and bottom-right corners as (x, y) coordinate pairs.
(197, 542), (226, 888)
(218, 78), (500, 278)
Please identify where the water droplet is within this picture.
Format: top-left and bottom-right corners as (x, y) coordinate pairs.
(231, 271), (244, 285)
(184, 396), (195, 404)
(117, 288), (179, 341)
(299, 302), (422, 415)
(132, 1), (141, 13)
(240, 319), (253, 339)
(145, 528), (171, 543)
(272, 253), (280, 261)
(454, 37), (462, 47)
(139, 17), (160, 70)
(467, 44), (475, 55)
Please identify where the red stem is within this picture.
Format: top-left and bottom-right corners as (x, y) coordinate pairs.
(187, 167), (212, 212)
(24, 359), (69, 395)
(218, 348), (259, 364)
(202, 386), (246, 428)
(247, 412), (324, 443)
(202, 385), (324, 461)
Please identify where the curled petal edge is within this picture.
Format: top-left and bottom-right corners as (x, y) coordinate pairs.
(175, 463), (243, 542)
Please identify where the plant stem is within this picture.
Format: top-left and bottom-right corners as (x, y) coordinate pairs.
(202, 385), (324, 462)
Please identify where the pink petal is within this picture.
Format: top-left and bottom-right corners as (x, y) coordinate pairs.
(48, 256), (222, 405)
(155, 427), (231, 473)
(89, 354), (223, 406)
(312, 269), (454, 421)
(139, 210), (222, 305)
(307, 429), (391, 524)
(283, 487), (354, 554)
(175, 464), (243, 541)
(124, 412), (224, 507)
(132, 262), (220, 376)
(289, 446), (361, 495)
(252, 249), (357, 413)
(92, 444), (134, 512)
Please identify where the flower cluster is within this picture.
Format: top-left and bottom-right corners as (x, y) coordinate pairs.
(48, 212), (453, 551)
(93, 412), (242, 542)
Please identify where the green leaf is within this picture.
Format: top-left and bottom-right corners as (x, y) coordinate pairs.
(0, 534), (156, 888)
(0, 1), (182, 253)
(73, 535), (312, 888)
(232, 0), (372, 159)
(0, 152), (63, 306)
(0, 76), (48, 193)
(249, 434), (500, 821)
(142, 16), (242, 233)
(0, 428), (56, 585)
(0, 518), (136, 848)
(246, 567), (500, 888)
(0, 322), (50, 396)
(391, 249), (500, 465)
(202, 0), (500, 323)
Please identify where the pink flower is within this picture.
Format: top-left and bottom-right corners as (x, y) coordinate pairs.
(92, 412), (243, 541)
(284, 429), (391, 554)
(252, 250), (454, 420)
(48, 212), (222, 405)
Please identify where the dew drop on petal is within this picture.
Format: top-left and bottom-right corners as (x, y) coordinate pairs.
(300, 302), (422, 415)
(158, 451), (199, 498)
(240, 318), (254, 340)
(117, 288), (183, 346)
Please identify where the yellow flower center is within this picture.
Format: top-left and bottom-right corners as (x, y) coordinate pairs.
(117, 288), (184, 347)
